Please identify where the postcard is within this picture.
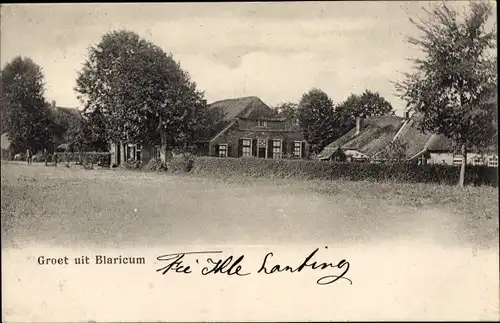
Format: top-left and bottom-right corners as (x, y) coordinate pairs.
(1, 2), (498, 322)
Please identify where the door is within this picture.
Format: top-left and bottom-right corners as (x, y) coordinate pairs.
(257, 139), (267, 158)
(116, 144), (121, 165)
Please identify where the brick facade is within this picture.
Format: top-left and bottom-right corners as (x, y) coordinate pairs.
(109, 96), (309, 165)
(209, 117), (308, 159)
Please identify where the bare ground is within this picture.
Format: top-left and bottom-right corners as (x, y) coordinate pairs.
(1, 161), (498, 249)
(1, 161), (499, 321)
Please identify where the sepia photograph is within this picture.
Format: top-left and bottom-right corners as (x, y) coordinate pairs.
(1, 1), (498, 322)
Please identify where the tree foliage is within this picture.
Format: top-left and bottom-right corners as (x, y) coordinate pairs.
(0, 56), (54, 152)
(197, 104), (229, 141)
(336, 90), (395, 135)
(274, 101), (299, 124)
(75, 30), (209, 153)
(376, 138), (410, 162)
(297, 88), (338, 154)
(394, 1), (497, 186)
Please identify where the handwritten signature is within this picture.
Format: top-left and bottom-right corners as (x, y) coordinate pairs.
(156, 247), (352, 285)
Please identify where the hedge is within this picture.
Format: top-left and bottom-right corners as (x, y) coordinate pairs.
(191, 157), (498, 186)
(53, 152), (111, 167)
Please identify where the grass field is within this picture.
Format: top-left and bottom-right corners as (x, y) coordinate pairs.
(1, 161), (498, 248)
(1, 161), (499, 321)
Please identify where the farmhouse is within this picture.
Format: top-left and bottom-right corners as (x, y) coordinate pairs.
(109, 96), (308, 166)
(317, 110), (498, 167)
(385, 111), (498, 167)
(204, 96), (308, 159)
(49, 101), (84, 152)
(316, 115), (403, 162)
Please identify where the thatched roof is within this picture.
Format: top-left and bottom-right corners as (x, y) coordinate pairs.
(1, 133), (12, 150)
(317, 116), (403, 160)
(389, 111), (497, 159)
(208, 96), (275, 122)
(389, 112), (438, 158)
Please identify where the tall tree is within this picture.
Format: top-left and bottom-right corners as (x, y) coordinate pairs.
(297, 88), (338, 155)
(75, 30), (207, 162)
(395, 1), (497, 187)
(336, 90), (395, 135)
(0, 56), (54, 152)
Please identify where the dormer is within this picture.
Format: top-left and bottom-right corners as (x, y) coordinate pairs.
(257, 120), (268, 128)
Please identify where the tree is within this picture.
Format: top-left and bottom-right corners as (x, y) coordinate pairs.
(0, 56), (54, 153)
(395, 1), (497, 187)
(297, 88), (338, 155)
(274, 101), (299, 124)
(75, 30), (208, 163)
(196, 104), (229, 142)
(336, 90), (395, 136)
(376, 138), (410, 162)
(75, 108), (108, 152)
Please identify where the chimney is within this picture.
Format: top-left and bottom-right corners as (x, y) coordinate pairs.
(404, 110), (410, 120)
(355, 116), (361, 135)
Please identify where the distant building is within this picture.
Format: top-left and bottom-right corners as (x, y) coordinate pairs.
(388, 111), (498, 167)
(316, 115), (403, 162)
(204, 96), (307, 159)
(109, 96), (308, 166)
(49, 101), (83, 152)
(317, 111), (498, 167)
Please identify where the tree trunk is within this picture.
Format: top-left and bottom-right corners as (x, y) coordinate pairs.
(119, 141), (125, 167)
(458, 144), (467, 187)
(159, 115), (167, 164)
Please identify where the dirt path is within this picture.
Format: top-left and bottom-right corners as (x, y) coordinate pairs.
(1, 162), (499, 321)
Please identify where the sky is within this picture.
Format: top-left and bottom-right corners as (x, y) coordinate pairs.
(0, 2), (497, 115)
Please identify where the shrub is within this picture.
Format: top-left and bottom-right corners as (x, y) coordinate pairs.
(124, 159), (142, 169)
(32, 153), (45, 163)
(168, 153), (196, 173)
(54, 152), (111, 167)
(191, 157), (498, 186)
(144, 159), (168, 172)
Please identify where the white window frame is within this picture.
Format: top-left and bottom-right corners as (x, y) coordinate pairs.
(127, 143), (135, 161)
(418, 154), (427, 165)
(452, 154), (463, 166)
(472, 156), (483, 166)
(293, 141), (302, 158)
(272, 139), (282, 159)
(257, 120), (268, 128)
(488, 155), (498, 167)
(241, 138), (252, 157)
(219, 144), (228, 158)
(135, 144), (142, 161)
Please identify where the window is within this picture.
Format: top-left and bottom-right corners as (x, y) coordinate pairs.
(488, 155), (498, 167)
(135, 144), (142, 161)
(127, 144), (135, 160)
(418, 154), (427, 165)
(219, 144), (228, 158)
(453, 155), (463, 166)
(472, 156), (484, 166)
(242, 139), (252, 157)
(272, 140), (282, 159)
(293, 141), (302, 158)
(126, 144), (142, 161)
(258, 120), (267, 128)
(153, 145), (161, 160)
